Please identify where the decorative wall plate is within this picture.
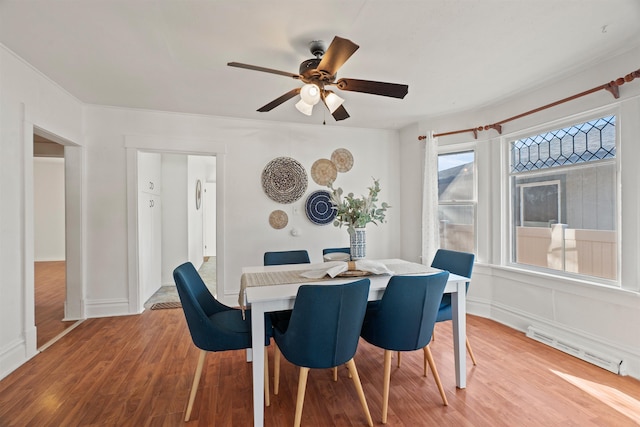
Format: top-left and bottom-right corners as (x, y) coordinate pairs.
(195, 179), (202, 210)
(331, 148), (354, 173)
(269, 210), (288, 229)
(310, 158), (338, 186)
(262, 157), (308, 204)
(305, 190), (337, 225)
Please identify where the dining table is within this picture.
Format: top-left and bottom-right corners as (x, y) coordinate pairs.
(239, 258), (469, 427)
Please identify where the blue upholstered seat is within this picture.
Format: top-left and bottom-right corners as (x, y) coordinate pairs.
(430, 249), (477, 365)
(360, 272), (450, 423)
(173, 262), (272, 421)
(272, 279), (373, 427)
(263, 250), (310, 266)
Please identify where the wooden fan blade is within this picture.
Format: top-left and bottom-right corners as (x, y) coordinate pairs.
(317, 36), (359, 76)
(228, 62), (300, 79)
(331, 104), (350, 121)
(257, 88), (301, 112)
(335, 78), (408, 99)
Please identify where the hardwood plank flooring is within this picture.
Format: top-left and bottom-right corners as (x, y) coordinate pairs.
(1, 308), (639, 426)
(35, 261), (76, 348)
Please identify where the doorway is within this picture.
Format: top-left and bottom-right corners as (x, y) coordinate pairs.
(137, 152), (218, 309)
(33, 135), (76, 348)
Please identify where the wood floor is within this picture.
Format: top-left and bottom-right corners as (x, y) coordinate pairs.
(2, 304), (639, 426)
(35, 261), (76, 348)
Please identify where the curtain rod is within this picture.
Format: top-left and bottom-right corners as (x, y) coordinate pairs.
(418, 67), (640, 141)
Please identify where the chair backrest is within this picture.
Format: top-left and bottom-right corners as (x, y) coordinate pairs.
(173, 262), (235, 350)
(264, 250), (311, 266)
(322, 247), (351, 256)
(276, 279), (370, 369)
(430, 249), (475, 279)
(361, 272), (449, 352)
(430, 250), (475, 320)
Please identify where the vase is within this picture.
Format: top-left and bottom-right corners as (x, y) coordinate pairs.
(350, 227), (366, 260)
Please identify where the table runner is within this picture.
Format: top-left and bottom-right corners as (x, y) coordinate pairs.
(239, 260), (438, 307)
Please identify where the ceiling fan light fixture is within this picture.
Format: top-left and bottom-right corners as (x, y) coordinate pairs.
(300, 83), (321, 105)
(323, 91), (344, 113)
(295, 98), (314, 116)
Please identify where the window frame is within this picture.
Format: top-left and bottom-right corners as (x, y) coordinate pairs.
(437, 145), (478, 254)
(504, 109), (621, 286)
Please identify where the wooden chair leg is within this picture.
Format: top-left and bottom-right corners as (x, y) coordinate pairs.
(382, 350), (393, 424)
(333, 366), (338, 381)
(466, 337), (478, 365)
(346, 358), (374, 427)
(424, 346), (448, 406)
(185, 349), (207, 422)
(264, 346), (270, 407)
(423, 348), (429, 377)
(274, 344), (281, 395)
(397, 351), (402, 368)
(294, 367), (310, 427)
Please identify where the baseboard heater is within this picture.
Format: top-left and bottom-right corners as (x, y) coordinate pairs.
(526, 326), (624, 375)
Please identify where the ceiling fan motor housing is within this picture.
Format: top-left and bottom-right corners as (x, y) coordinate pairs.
(299, 58), (321, 77)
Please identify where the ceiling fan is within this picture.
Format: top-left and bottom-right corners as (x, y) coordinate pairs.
(227, 36), (409, 121)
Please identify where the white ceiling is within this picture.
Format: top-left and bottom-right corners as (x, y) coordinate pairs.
(1, 0), (639, 130)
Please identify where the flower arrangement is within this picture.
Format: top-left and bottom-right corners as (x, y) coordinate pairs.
(327, 178), (390, 234)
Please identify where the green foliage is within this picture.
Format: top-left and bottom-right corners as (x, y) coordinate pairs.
(328, 178), (390, 235)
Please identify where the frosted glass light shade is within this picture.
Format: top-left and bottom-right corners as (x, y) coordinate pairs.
(300, 84), (320, 105)
(324, 91), (345, 113)
(295, 99), (314, 116)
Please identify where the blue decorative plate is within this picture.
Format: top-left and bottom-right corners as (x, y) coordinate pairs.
(305, 190), (337, 225)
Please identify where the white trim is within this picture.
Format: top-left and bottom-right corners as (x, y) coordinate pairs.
(84, 298), (131, 318)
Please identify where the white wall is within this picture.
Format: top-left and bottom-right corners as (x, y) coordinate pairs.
(0, 44), (83, 379)
(87, 106), (401, 312)
(399, 45), (640, 379)
(160, 154), (189, 287)
(33, 157), (65, 261)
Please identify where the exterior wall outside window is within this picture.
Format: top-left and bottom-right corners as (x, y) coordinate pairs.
(508, 115), (618, 282)
(438, 150), (476, 253)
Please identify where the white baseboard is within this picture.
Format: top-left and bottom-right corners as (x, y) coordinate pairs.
(488, 301), (640, 380)
(0, 337), (36, 381)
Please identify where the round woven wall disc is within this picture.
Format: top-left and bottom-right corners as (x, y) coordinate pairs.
(305, 190), (337, 225)
(331, 148), (354, 173)
(261, 157), (308, 204)
(269, 210), (288, 229)
(310, 158), (338, 186)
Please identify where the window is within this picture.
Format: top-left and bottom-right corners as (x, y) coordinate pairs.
(438, 150), (476, 253)
(509, 115), (618, 281)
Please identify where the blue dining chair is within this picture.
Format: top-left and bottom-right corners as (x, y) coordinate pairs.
(272, 279), (374, 427)
(322, 247), (351, 261)
(360, 272), (450, 423)
(431, 249), (477, 365)
(173, 262), (273, 421)
(264, 250), (311, 266)
(322, 247), (350, 255)
(263, 250), (311, 365)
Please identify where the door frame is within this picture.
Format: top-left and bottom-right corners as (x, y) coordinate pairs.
(33, 125), (85, 322)
(22, 122), (85, 357)
(125, 135), (227, 313)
